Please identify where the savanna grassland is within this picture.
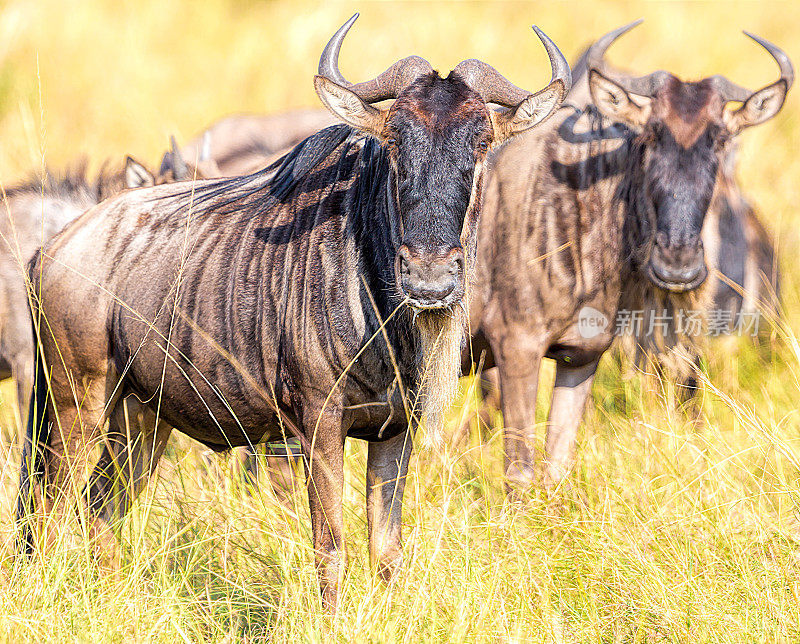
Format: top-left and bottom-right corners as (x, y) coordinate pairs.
(0, 1), (799, 641)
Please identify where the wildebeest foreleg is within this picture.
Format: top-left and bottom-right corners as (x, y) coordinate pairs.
(544, 359), (599, 487)
(495, 339), (546, 492)
(229, 446), (300, 506)
(303, 407), (345, 611)
(454, 367), (500, 448)
(366, 429), (412, 583)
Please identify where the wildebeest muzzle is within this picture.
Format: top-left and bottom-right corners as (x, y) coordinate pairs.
(648, 237), (707, 292)
(396, 244), (465, 309)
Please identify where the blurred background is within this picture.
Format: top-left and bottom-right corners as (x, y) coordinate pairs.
(0, 0), (797, 205)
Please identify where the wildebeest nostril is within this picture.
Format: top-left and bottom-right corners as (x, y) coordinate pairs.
(397, 246), (413, 275)
(447, 251), (465, 276)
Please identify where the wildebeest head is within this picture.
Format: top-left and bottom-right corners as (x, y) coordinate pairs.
(587, 20), (792, 292)
(125, 135), (221, 189)
(315, 14), (570, 310)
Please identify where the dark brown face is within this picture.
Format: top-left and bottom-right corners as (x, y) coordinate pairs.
(587, 22), (792, 293)
(385, 72), (493, 309)
(314, 17), (570, 309)
(640, 77), (729, 291)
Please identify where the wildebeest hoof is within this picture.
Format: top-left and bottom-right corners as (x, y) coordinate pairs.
(504, 463), (537, 494)
(541, 462), (574, 493)
(374, 553), (403, 585)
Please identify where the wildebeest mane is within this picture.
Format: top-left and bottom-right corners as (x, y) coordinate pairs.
(167, 124), (362, 219)
(3, 159), (125, 203)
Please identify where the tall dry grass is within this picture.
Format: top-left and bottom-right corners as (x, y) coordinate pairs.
(0, 0), (799, 641)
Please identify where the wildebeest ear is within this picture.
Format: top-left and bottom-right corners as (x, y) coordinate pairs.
(314, 75), (386, 136)
(491, 80), (567, 142)
(724, 80), (788, 135)
(125, 156), (154, 189)
(589, 69), (651, 128)
(168, 135), (190, 180)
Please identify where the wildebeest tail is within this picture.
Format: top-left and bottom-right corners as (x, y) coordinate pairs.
(15, 315), (51, 555)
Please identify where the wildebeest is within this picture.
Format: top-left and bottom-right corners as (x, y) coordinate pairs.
(17, 15), (570, 608)
(465, 21), (792, 489)
(565, 43), (783, 337)
(0, 141), (210, 431)
(181, 110), (339, 176)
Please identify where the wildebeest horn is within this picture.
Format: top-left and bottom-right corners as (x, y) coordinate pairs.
(169, 135), (189, 180)
(318, 13), (434, 103)
(586, 20), (670, 97)
(710, 32), (794, 102)
(200, 131), (211, 162)
(453, 26), (571, 107)
(590, 22), (794, 103)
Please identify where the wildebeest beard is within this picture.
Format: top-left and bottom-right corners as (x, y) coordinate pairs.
(414, 305), (468, 448)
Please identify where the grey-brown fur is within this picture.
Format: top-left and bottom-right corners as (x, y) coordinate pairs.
(0, 147), (216, 435)
(19, 127), (472, 610)
(465, 26), (791, 489)
(1, 164), (126, 429)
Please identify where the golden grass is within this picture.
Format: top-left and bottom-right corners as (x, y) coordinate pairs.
(1, 0), (800, 641)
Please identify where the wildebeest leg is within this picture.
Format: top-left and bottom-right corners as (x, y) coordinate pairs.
(366, 429), (412, 583)
(676, 353), (701, 406)
(263, 452), (300, 506)
(477, 368), (500, 436)
(42, 370), (122, 548)
(84, 394), (172, 545)
(543, 359), (599, 487)
(12, 354), (34, 434)
(303, 407), (345, 611)
(495, 339), (546, 491)
(230, 446), (258, 483)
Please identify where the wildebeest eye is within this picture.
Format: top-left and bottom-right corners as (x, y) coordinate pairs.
(477, 140), (489, 153)
(386, 137), (398, 148)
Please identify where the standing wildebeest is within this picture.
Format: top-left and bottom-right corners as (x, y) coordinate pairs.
(465, 21), (792, 489)
(564, 46), (783, 333)
(17, 15), (570, 608)
(181, 110), (339, 176)
(0, 142), (210, 431)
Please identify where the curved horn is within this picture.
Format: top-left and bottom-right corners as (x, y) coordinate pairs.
(453, 26), (571, 107)
(318, 14), (433, 103)
(200, 131), (211, 162)
(586, 20), (670, 97)
(711, 32), (794, 102)
(346, 56), (434, 102)
(169, 135), (189, 180)
(318, 13), (358, 86)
